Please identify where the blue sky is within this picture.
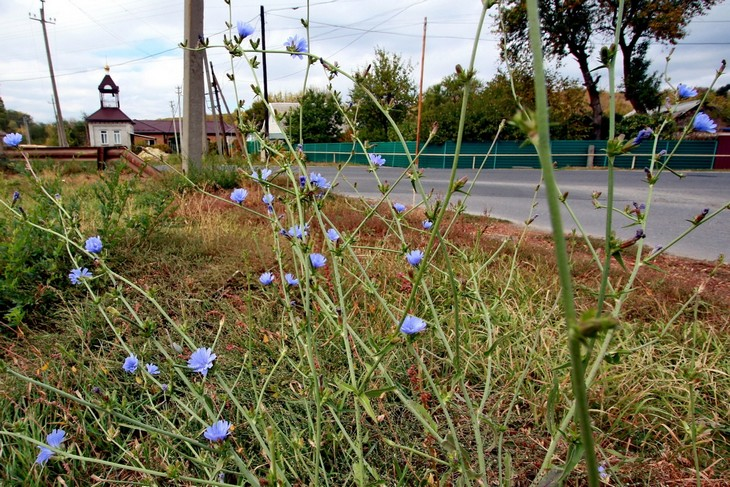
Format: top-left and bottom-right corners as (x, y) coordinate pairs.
(1, 0), (728, 124)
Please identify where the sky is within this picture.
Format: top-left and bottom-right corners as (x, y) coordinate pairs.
(1, 0), (729, 125)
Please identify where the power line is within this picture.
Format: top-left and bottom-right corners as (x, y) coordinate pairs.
(0, 47), (179, 83)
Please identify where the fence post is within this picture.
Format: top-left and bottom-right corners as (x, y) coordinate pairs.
(587, 144), (594, 168)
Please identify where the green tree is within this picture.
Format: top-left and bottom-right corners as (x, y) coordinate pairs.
(501, 0), (604, 138)
(242, 100), (267, 134)
(349, 48), (416, 142)
(287, 89), (344, 144)
(420, 74), (488, 144)
(500, 0), (719, 132)
(67, 119), (89, 146)
(420, 70), (593, 143)
(0, 97), (7, 131)
(604, 0), (719, 113)
(622, 41), (662, 113)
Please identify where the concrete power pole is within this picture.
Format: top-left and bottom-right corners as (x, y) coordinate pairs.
(31, 0), (68, 147)
(182, 0), (205, 173)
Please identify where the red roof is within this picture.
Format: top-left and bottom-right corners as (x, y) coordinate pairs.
(86, 107), (133, 123)
(133, 119), (237, 135)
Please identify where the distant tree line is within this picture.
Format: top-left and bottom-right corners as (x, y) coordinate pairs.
(0, 97), (87, 146)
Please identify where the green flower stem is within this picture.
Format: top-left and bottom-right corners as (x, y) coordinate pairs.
(311, 212), (367, 485)
(689, 302), (702, 487)
(430, 231), (488, 477)
(559, 199), (614, 283)
(4, 367), (212, 450)
(406, 340), (470, 478)
(524, 0), (599, 484)
(498, 328), (542, 486)
(2, 431), (247, 486)
(643, 204), (729, 262)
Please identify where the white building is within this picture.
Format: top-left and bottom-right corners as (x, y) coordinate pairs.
(86, 72), (134, 148)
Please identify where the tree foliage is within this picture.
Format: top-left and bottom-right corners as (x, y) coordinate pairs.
(287, 89), (344, 144)
(419, 70), (594, 143)
(605, 0), (719, 112)
(501, 0), (604, 138)
(499, 0), (719, 131)
(349, 48), (416, 142)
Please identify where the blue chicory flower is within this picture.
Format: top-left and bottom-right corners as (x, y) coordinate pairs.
(632, 127), (653, 145)
(287, 224), (309, 239)
(122, 354), (139, 373)
(68, 267), (92, 285)
(393, 203), (406, 214)
(252, 168), (272, 182)
(262, 193), (275, 212)
(237, 21), (255, 39)
(259, 272), (275, 285)
(405, 249), (424, 266)
(309, 172), (330, 189)
(422, 220), (433, 230)
(146, 363), (160, 375)
(285, 273), (299, 286)
(326, 228), (340, 242)
(693, 112), (717, 133)
(299, 175), (307, 188)
(400, 315), (427, 335)
(35, 428), (66, 465)
(3, 132), (23, 147)
(677, 84), (697, 99)
(204, 419), (231, 442)
(85, 236), (103, 254)
(230, 188), (248, 204)
(309, 253), (327, 269)
(285, 34), (308, 59)
(188, 347), (217, 377)
(369, 153), (386, 167)
(598, 465), (609, 481)
(12, 191), (20, 203)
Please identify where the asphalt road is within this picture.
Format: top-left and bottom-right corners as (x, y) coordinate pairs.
(315, 166), (730, 262)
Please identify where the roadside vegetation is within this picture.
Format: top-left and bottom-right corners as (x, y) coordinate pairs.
(1, 0), (729, 485)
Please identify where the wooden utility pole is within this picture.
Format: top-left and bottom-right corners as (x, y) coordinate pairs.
(260, 5), (269, 139)
(182, 0), (206, 172)
(414, 17), (427, 167)
(210, 63), (229, 157)
(203, 52), (222, 156)
(31, 0), (68, 147)
(211, 70), (243, 156)
(170, 101), (180, 155)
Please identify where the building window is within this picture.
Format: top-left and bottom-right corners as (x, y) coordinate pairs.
(100, 130), (108, 145)
(147, 139), (155, 146)
(113, 130), (121, 145)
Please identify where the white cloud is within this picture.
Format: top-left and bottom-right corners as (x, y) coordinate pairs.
(1, 0), (727, 124)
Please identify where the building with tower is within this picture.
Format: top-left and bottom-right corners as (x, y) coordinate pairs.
(86, 69), (134, 148)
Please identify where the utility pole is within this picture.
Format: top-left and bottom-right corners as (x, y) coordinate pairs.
(30, 0), (68, 147)
(170, 100), (180, 155)
(175, 85), (183, 153)
(203, 52), (222, 156)
(182, 0), (205, 173)
(211, 71), (244, 157)
(210, 63), (229, 157)
(23, 116), (33, 145)
(260, 5), (269, 139)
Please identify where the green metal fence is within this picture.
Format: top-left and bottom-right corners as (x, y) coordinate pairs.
(300, 140), (719, 170)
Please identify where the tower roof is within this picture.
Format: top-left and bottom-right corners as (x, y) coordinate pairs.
(86, 107), (133, 123)
(98, 74), (119, 94)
